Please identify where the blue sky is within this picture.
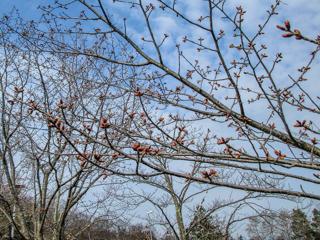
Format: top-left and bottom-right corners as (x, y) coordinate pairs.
(0, 0), (44, 18)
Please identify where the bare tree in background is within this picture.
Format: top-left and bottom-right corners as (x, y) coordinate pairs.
(246, 207), (320, 240)
(0, 14), (132, 239)
(246, 209), (292, 240)
(127, 163), (275, 240)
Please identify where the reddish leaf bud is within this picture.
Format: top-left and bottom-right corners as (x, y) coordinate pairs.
(112, 153), (120, 159)
(158, 116), (165, 122)
(276, 25), (286, 31)
(94, 153), (102, 161)
(217, 137), (229, 145)
(129, 112), (136, 119)
(134, 88), (144, 97)
(282, 33), (294, 38)
(131, 142), (140, 151)
(208, 169), (218, 177)
(137, 146), (145, 152)
(14, 86), (24, 93)
(284, 20), (291, 31)
(99, 117), (110, 129)
(201, 171), (209, 179)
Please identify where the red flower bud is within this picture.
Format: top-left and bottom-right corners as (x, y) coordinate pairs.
(158, 116), (165, 122)
(282, 33), (294, 38)
(274, 150), (286, 160)
(99, 117), (110, 129)
(137, 146), (145, 152)
(14, 86), (24, 93)
(276, 25), (286, 31)
(284, 20), (291, 31)
(131, 143), (140, 151)
(217, 137), (229, 145)
(112, 153), (120, 159)
(201, 171), (209, 179)
(134, 88), (144, 97)
(129, 112), (136, 119)
(94, 153), (102, 161)
(208, 169), (218, 177)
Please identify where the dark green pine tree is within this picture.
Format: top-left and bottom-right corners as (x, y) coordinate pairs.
(311, 209), (320, 240)
(291, 209), (312, 240)
(187, 206), (224, 240)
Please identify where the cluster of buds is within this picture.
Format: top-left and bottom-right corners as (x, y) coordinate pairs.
(277, 20), (303, 40)
(171, 138), (186, 148)
(171, 140), (177, 147)
(76, 152), (90, 168)
(129, 112), (136, 119)
(236, 6), (246, 16)
(186, 70), (195, 79)
(201, 169), (218, 179)
(93, 153), (103, 162)
(175, 137), (185, 146)
(311, 138), (318, 145)
(224, 146), (233, 156)
(158, 116), (165, 123)
(182, 36), (188, 43)
(274, 150), (286, 160)
(28, 100), (38, 114)
(57, 99), (67, 109)
(99, 117), (110, 129)
(83, 123), (92, 132)
(131, 142), (160, 155)
(293, 120), (307, 128)
(268, 123), (276, 130)
(234, 151), (242, 159)
(145, 3), (155, 12)
(77, 152), (109, 164)
(139, 112), (147, 124)
(217, 137), (230, 145)
(282, 90), (292, 100)
(134, 88), (144, 97)
(14, 86), (24, 94)
(48, 116), (65, 132)
(174, 126), (187, 146)
(111, 152), (120, 159)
